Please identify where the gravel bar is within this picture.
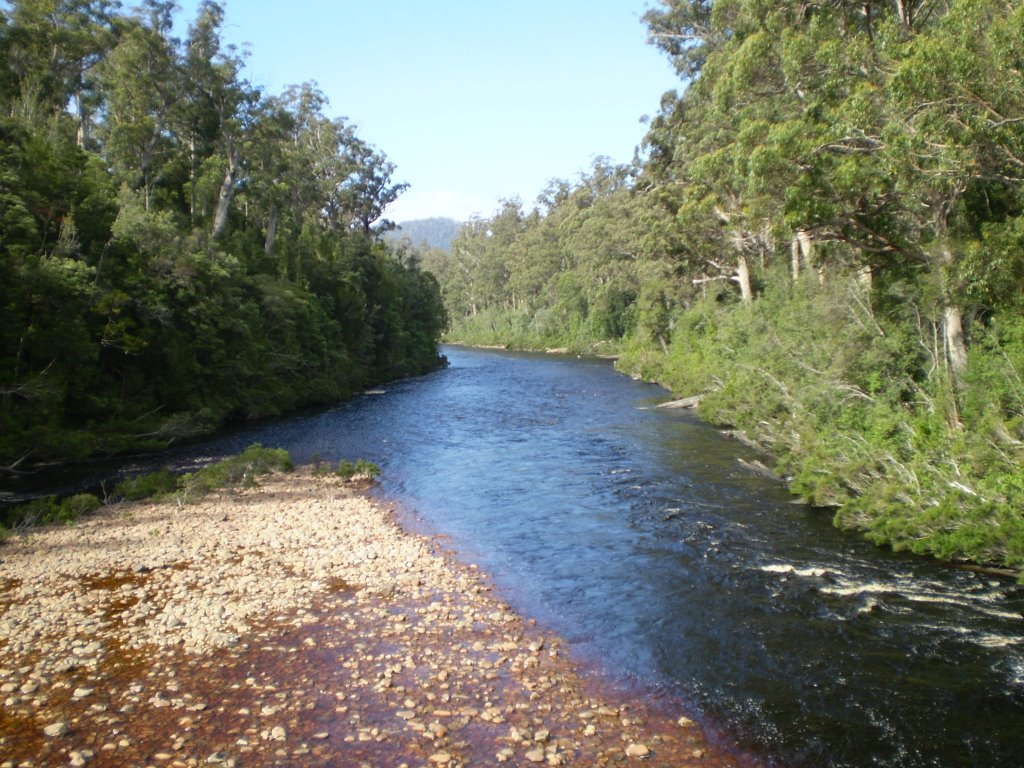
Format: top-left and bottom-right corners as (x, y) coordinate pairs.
(0, 469), (747, 767)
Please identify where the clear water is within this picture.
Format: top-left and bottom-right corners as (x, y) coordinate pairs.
(8, 345), (1024, 766)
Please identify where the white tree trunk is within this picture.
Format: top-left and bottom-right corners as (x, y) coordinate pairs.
(211, 145), (240, 240)
(944, 304), (969, 376)
(264, 203), (278, 254)
(736, 251), (753, 304)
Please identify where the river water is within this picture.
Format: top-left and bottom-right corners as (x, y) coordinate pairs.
(8, 345), (1024, 766)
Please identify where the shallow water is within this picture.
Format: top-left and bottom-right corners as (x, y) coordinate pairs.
(8, 345), (1024, 766)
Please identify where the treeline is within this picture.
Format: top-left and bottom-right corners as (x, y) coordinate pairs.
(0, 1), (446, 468)
(429, 0), (1024, 573)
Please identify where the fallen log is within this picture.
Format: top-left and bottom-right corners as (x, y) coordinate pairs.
(656, 395), (702, 410)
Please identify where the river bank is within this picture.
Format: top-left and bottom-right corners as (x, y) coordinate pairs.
(0, 468), (741, 767)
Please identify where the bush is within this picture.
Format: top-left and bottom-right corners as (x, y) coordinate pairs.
(57, 493), (102, 522)
(113, 470), (179, 501)
(176, 444), (293, 502)
(335, 458), (381, 481)
(2, 492), (102, 530)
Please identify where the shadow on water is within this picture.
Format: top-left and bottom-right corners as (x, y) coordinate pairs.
(6, 344), (1023, 767)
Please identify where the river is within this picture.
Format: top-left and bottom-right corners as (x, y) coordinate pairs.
(7, 345), (1024, 766)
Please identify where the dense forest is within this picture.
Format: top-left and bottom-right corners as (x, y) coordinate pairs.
(0, 1), (446, 469)
(427, 0), (1024, 573)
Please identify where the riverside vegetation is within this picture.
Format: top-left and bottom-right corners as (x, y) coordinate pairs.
(0, 1), (446, 472)
(425, 0), (1024, 575)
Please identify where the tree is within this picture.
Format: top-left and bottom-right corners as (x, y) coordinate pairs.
(885, 0), (1024, 377)
(96, 12), (179, 210)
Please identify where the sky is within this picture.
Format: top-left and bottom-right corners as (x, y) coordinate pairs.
(173, 0), (682, 223)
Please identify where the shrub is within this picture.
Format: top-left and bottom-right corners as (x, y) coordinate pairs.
(56, 493), (101, 522)
(112, 470), (178, 501)
(175, 444), (293, 503)
(335, 458), (381, 481)
(2, 492), (101, 530)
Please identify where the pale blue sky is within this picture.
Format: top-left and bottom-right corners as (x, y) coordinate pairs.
(173, 1), (681, 222)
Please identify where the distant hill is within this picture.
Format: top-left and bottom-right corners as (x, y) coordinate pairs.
(386, 217), (461, 252)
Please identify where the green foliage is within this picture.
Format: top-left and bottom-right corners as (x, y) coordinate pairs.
(335, 458), (381, 481)
(175, 444), (293, 503)
(1, 445), (295, 535)
(112, 469), (178, 501)
(0, 2), (446, 468)
(2, 492), (101, 530)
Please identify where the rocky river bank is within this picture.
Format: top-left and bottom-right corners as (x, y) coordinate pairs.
(0, 469), (743, 767)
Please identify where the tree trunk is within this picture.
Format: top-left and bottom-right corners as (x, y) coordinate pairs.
(264, 203), (279, 254)
(858, 264), (873, 290)
(736, 251), (753, 304)
(944, 304), (968, 377)
(75, 94), (90, 148)
(211, 145), (240, 240)
(894, 0), (914, 32)
(189, 132), (197, 227)
(791, 229), (818, 283)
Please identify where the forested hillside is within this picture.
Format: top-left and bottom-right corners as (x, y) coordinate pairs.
(385, 217), (460, 252)
(0, 1), (446, 468)
(431, 0), (1024, 573)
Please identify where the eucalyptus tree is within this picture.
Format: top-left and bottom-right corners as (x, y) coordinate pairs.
(0, 0), (121, 141)
(641, 0), (799, 302)
(96, 7), (179, 211)
(883, 0), (1024, 377)
(180, 1), (257, 239)
(341, 138), (408, 236)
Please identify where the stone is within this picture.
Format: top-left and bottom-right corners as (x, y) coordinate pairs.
(625, 743), (650, 758)
(428, 722), (448, 737)
(428, 753), (452, 764)
(525, 749), (546, 763)
(43, 721), (68, 738)
(53, 657), (80, 673)
(72, 687), (93, 699)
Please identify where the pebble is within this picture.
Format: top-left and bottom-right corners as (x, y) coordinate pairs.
(43, 721), (68, 737)
(0, 469), (726, 768)
(625, 743), (651, 758)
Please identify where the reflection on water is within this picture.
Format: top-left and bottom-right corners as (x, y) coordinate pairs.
(7, 345), (1024, 767)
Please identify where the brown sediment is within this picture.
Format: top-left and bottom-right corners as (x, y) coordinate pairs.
(0, 469), (748, 767)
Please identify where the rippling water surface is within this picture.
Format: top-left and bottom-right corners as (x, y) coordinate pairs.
(11, 345), (1024, 766)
